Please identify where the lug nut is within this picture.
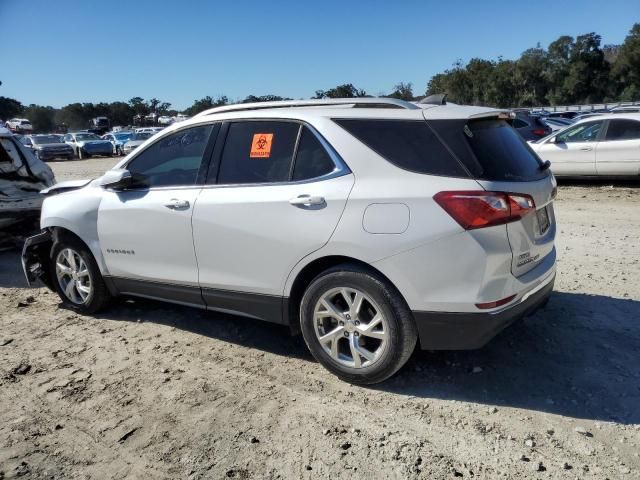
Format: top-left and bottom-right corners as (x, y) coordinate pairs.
(344, 332), (349, 337)
(345, 314), (351, 320)
(354, 332), (359, 337)
(339, 321), (344, 326)
(355, 320), (360, 326)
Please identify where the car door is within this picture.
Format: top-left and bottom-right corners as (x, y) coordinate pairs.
(97, 123), (218, 305)
(536, 120), (603, 175)
(595, 118), (640, 175)
(192, 120), (354, 321)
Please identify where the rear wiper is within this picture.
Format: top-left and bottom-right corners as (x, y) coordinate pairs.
(540, 160), (551, 171)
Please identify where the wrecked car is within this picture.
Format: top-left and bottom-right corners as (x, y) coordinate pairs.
(0, 126), (55, 230)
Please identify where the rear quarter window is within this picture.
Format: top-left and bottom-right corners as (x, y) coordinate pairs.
(333, 119), (469, 178)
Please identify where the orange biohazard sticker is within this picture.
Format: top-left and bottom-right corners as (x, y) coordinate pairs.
(250, 133), (273, 158)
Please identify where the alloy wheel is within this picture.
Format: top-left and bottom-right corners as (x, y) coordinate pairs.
(313, 287), (388, 368)
(55, 248), (92, 304)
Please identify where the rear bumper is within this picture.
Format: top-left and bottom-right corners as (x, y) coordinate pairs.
(413, 274), (554, 350)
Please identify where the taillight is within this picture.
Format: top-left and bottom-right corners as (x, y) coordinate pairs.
(476, 294), (517, 310)
(434, 191), (535, 230)
(532, 128), (547, 136)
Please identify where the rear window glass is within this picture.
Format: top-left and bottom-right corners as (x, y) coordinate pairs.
(334, 119), (469, 177)
(429, 119), (547, 182)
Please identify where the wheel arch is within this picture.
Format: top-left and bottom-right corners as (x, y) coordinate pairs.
(285, 255), (410, 333)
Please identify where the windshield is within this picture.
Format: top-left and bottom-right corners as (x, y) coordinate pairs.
(133, 132), (152, 141)
(20, 120), (31, 125)
(32, 135), (63, 144)
(75, 133), (101, 141)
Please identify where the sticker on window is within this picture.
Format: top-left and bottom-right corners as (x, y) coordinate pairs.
(250, 133), (273, 158)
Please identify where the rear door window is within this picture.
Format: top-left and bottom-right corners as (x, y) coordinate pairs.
(605, 119), (640, 141)
(216, 121), (300, 184)
(334, 119), (468, 177)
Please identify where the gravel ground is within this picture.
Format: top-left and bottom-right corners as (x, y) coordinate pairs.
(1, 157), (638, 479)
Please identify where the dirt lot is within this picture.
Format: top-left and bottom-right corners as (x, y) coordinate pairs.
(1, 158), (639, 479)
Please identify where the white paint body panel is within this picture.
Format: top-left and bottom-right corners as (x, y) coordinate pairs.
(38, 101), (557, 318)
(192, 175), (354, 295)
(97, 188), (202, 285)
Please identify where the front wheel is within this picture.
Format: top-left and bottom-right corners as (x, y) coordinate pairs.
(50, 236), (112, 313)
(300, 265), (417, 385)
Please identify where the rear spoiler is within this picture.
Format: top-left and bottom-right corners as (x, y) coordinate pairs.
(467, 111), (515, 121)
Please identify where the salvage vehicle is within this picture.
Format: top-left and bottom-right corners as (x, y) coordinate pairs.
(23, 98), (556, 384)
(102, 131), (133, 156)
(88, 116), (111, 135)
(21, 134), (75, 161)
(63, 132), (113, 159)
(5, 118), (33, 134)
(0, 127), (55, 229)
(531, 113), (640, 176)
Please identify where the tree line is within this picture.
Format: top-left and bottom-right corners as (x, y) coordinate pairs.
(1, 24), (638, 133)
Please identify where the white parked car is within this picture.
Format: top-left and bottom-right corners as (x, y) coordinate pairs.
(530, 113), (640, 176)
(134, 126), (164, 134)
(157, 116), (174, 126)
(22, 98), (556, 384)
(6, 118), (33, 133)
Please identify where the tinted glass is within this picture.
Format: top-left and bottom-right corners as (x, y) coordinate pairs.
(292, 127), (335, 180)
(605, 119), (640, 141)
(556, 121), (603, 143)
(512, 118), (528, 129)
(464, 119), (546, 181)
(32, 135), (61, 144)
(217, 121), (299, 184)
(126, 125), (213, 187)
(334, 119), (468, 177)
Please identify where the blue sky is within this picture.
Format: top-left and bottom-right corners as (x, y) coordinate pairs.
(1, 0), (638, 110)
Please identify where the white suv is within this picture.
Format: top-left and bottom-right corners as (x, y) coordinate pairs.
(23, 98), (557, 384)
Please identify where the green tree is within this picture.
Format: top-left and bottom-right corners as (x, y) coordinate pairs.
(313, 83), (368, 98)
(23, 104), (56, 132)
(387, 82), (414, 101)
(612, 23), (640, 100)
(0, 96), (24, 121)
(184, 95), (228, 116)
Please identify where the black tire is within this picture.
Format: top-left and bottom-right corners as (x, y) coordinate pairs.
(49, 235), (112, 314)
(300, 264), (417, 385)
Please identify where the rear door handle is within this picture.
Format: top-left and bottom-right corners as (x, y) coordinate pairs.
(289, 195), (325, 207)
(164, 198), (190, 210)
(579, 146), (593, 151)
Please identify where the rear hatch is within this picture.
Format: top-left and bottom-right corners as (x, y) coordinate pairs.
(427, 115), (556, 277)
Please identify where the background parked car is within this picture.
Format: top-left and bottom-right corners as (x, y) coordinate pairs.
(531, 113), (640, 176)
(64, 132), (113, 159)
(511, 112), (552, 140)
(134, 126), (164, 134)
(5, 118), (33, 134)
(102, 131), (133, 156)
(20, 134), (75, 161)
(123, 131), (153, 154)
(158, 116), (174, 125)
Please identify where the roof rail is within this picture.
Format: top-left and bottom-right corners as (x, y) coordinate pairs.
(193, 98), (419, 117)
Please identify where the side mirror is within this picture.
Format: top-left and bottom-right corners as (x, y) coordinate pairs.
(98, 168), (132, 190)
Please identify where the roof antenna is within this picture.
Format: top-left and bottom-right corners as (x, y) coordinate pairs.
(419, 93), (447, 105)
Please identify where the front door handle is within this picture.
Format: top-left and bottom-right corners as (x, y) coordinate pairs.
(579, 146), (593, 151)
(289, 195), (325, 207)
(164, 198), (190, 210)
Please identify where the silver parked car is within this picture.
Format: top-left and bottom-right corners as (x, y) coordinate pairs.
(21, 134), (75, 161)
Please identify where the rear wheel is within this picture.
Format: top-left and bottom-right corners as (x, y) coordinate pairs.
(50, 236), (111, 313)
(300, 265), (417, 385)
